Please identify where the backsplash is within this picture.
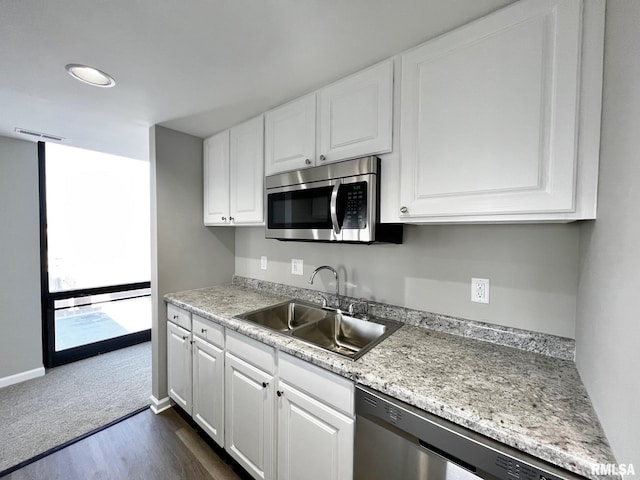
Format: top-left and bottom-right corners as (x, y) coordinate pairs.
(234, 225), (580, 339)
(232, 275), (575, 361)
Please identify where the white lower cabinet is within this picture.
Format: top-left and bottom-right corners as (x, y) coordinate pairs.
(277, 352), (354, 480)
(167, 320), (192, 414)
(223, 331), (355, 480)
(225, 331), (276, 480)
(167, 307), (225, 448)
(192, 335), (225, 447)
(167, 305), (355, 480)
(225, 353), (275, 479)
(277, 380), (354, 480)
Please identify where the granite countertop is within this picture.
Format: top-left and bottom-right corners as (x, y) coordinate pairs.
(165, 285), (617, 480)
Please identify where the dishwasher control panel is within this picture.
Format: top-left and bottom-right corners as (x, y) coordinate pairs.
(494, 453), (563, 480)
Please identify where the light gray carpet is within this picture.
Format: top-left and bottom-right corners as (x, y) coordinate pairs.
(0, 342), (151, 473)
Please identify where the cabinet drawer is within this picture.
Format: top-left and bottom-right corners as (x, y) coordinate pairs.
(193, 315), (224, 348)
(278, 352), (354, 416)
(226, 329), (275, 375)
(167, 303), (191, 331)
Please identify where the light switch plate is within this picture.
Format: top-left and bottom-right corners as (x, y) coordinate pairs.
(260, 256), (267, 270)
(291, 259), (304, 275)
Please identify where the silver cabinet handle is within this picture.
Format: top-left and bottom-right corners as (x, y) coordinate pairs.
(229, 216), (234, 222)
(262, 382), (269, 388)
(400, 206), (408, 214)
(182, 335), (189, 340)
(305, 158), (311, 165)
(221, 216), (226, 221)
(319, 154), (326, 161)
(173, 315), (178, 320)
(201, 328), (206, 333)
(276, 390), (283, 397)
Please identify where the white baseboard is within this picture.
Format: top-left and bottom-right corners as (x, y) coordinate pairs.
(0, 366), (45, 389)
(149, 394), (172, 414)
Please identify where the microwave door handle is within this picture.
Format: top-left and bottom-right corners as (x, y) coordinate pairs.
(330, 179), (341, 235)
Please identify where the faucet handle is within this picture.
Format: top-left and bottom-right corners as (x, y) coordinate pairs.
(316, 294), (329, 309)
(347, 299), (369, 319)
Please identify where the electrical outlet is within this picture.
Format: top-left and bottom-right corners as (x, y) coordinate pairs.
(471, 278), (490, 304)
(260, 256), (267, 270)
(291, 259), (304, 275)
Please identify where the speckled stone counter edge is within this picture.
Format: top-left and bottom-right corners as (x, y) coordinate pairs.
(232, 275), (575, 361)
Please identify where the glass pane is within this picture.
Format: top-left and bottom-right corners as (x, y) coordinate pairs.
(268, 186), (333, 229)
(46, 143), (150, 292)
(55, 296), (151, 351)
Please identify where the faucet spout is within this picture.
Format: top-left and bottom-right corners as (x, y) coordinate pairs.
(309, 265), (341, 310)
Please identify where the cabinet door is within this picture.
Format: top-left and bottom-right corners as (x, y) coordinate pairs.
(229, 115), (264, 225)
(203, 130), (230, 225)
(167, 322), (192, 414)
(265, 94), (316, 175)
(225, 352), (275, 480)
(192, 336), (224, 447)
(318, 60), (393, 164)
(399, 0), (582, 220)
(277, 380), (354, 480)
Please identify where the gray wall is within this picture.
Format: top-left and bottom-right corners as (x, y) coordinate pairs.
(235, 223), (580, 338)
(150, 126), (235, 402)
(576, 0), (640, 469)
(0, 136), (42, 379)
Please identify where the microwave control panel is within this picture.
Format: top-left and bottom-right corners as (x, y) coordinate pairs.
(342, 182), (367, 229)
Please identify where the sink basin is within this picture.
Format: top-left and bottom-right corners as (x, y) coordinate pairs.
(235, 300), (332, 332)
(235, 300), (401, 360)
(291, 313), (389, 359)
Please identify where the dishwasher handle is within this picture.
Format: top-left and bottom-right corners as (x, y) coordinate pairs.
(418, 438), (478, 474)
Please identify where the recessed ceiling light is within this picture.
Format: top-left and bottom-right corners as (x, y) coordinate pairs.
(65, 64), (115, 88)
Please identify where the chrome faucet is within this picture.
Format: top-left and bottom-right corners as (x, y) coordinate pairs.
(309, 265), (340, 310)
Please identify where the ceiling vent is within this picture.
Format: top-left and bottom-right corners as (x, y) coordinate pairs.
(14, 128), (65, 142)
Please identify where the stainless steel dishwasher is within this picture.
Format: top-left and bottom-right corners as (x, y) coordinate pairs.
(355, 386), (584, 480)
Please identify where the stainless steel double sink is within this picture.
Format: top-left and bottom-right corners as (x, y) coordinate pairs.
(234, 300), (401, 360)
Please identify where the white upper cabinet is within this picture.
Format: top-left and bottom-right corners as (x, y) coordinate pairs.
(229, 115), (265, 225)
(265, 94), (316, 176)
(265, 60), (394, 176)
(203, 130), (230, 226)
(317, 60), (393, 164)
(204, 116), (264, 226)
(397, 0), (603, 222)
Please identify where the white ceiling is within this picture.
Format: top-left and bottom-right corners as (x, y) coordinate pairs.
(1, 0), (514, 160)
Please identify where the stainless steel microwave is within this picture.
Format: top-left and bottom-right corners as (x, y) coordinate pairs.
(265, 157), (402, 243)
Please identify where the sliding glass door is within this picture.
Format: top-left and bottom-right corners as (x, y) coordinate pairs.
(39, 142), (151, 367)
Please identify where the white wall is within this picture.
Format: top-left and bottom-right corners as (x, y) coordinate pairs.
(235, 222), (580, 338)
(576, 0), (640, 470)
(149, 126), (235, 404)
(0, 136), (43, 381)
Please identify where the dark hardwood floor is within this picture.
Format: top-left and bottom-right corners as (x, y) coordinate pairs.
(3, 408), (249, 480)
